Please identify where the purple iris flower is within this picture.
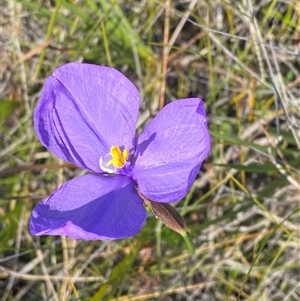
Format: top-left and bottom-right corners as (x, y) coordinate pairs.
(30, 63), (210, 240)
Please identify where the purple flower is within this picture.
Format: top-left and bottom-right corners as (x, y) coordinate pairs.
(30, 63), (210, 240)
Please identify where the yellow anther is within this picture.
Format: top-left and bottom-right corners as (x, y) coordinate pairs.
(108, 146), (129, 168)
(123, 149), (129, 161)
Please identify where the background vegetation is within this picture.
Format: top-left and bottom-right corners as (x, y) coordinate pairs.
(1, 0), (299, 300)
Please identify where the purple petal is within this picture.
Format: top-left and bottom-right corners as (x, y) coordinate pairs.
(30, 174), (147, 240)
(34, 63), (140, 172)
(132, 98), (210, 203)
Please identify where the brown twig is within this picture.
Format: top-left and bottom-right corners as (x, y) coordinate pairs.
(0, 163), (77, 178)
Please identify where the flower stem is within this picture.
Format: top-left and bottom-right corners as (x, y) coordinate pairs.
(180, 231), (195, 256)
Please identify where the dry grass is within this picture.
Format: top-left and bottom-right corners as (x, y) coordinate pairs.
(1, 0), (299, 300)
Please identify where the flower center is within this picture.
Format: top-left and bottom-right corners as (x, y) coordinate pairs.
(99, 145), (129, 173)
(108, 146), (129, 168)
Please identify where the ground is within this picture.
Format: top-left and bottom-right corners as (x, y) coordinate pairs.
(1, 0), (299, 300)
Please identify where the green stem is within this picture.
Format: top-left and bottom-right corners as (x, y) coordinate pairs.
(180, 231), (195, 256)
(33, 0), (63, 81)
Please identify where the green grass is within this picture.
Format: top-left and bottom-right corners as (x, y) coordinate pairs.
(1, 0), (299, 300)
